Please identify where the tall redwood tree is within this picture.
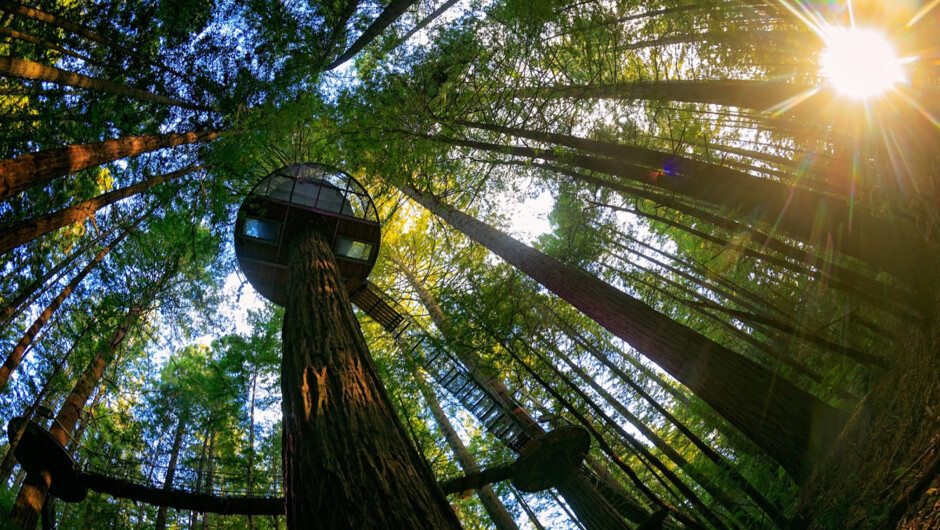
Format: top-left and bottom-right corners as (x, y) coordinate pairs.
(280, 222), (461, 528)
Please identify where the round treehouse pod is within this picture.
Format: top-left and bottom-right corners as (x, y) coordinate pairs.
(234, 163), (380, 305)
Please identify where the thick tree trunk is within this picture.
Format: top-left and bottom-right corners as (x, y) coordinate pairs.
(0, 227), (132, 390)
(400, 182), (847, 482)
(0, 57), (207, 110)
(0, 165), (196, 255)
(0, 130), (220, 201)
(64, 382), (106, 455)
(280, 223), (461, 529)
(415, 370), (520, 530)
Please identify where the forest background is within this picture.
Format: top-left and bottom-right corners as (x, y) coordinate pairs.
(0, 0), (938, 528)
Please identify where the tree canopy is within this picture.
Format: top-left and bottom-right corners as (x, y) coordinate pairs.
(1, 0), (938, 528)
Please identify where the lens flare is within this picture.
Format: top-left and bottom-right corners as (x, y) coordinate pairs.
(820, 27), (905, 99)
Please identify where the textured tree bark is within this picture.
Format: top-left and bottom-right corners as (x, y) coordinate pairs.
(0, 131), (220, 201)
(0, 165), (196, 255)
(400, 183), (847, 483)
(0, 57), (207, 110)
(280, 223), (461, 529)
(10, 470), (52, 529)
(415, 370), (520, 530)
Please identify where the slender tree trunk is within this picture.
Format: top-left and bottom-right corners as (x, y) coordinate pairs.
(0, 219), (119, 327)
(543, 330), (752, 526)
(387, 261), (641, 528)
(155, 413), (187, 530)
(0, 130), (220, 201)
(400, 182), (847, 482)
(9, 270), (170, 528)
(0, 226), (133, 390)
(189, 428), (211, 530)
(595, 254), (830, 391)
(280, 223), (461, 528)
(550, 307), (788, 524)
(597, 231), (880, 381)
(438, 126), (931, 289)
(247, 373), (257, 530)
(200, 431), (216, 529)
(515, 80), (819, 111)
(39, 497), (54, 530)
(591, 197), (913, 314)
(609, 30), (810, 53)
(0, 165), (196, 255)
(510, 486), (547, 530)
(395, 0), (460, 45)
(0, 27), (96, 64)
(415, 370), (520, 530)
(0, 0), (195, 85)
(498, 332), (706, 530)
(310, 0), (360, 67)
(0, 57), (207, 110)
(0, 324), (86, 484)
(515, 332), (725, 529)
(324, 0), (419, 70)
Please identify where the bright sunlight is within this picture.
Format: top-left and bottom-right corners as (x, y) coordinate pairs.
(820, 27), (906, 99)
